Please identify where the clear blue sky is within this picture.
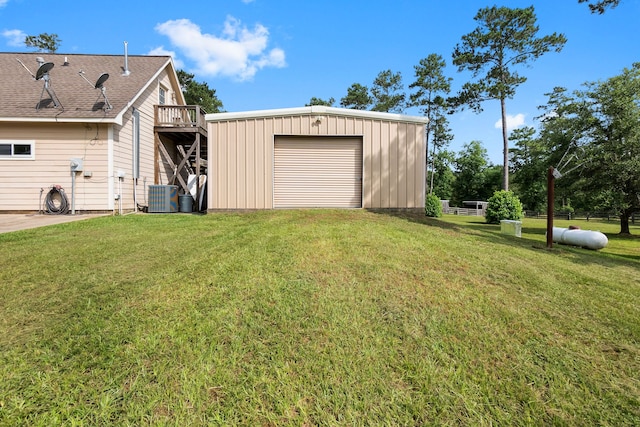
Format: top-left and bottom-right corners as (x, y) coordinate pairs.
(2, 0), (638, 163)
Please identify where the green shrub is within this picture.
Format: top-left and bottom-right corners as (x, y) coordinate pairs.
(485, 191), (523, 224)
(425, 194), (443, 218)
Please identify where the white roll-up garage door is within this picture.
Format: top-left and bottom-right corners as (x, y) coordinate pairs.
(274, 136), (363, 208)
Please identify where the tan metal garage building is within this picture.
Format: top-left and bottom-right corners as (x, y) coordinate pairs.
(206, 106), (428, 210)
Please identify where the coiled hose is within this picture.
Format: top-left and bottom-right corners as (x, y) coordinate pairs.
(44, 185), (70, 215)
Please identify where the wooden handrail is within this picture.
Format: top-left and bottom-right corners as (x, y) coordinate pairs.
(154, 105), (206, 128)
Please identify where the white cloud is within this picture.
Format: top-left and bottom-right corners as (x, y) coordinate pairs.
(154, 16), (286, 81)
(0, 0), (9, 8)
(241, 0), (255, 3)
(495, 113), (526, 131)
(2, 29), (26, 47)
(147, 46), (185, 69)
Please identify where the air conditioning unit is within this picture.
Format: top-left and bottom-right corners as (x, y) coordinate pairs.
(148, 185), (178, 213)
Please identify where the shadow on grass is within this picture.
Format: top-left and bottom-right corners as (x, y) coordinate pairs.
(370, 210), (640, 267)
(370, 209), (532, 246)
(367, 209), (464, 232)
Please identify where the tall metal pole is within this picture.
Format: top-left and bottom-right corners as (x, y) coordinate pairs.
(547, 166), (555, 248)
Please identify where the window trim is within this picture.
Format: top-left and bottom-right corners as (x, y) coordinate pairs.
(0, 140), (35, 160)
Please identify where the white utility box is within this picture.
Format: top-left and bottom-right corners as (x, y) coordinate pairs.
(70, 158), (83, 172)
(500, 220), (522, 237)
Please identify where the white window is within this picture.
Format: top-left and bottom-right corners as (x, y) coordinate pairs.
(0, 140), (35, 159)
(159, 86), (166, 105)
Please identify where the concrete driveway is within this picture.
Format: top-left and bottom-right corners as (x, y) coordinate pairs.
(0, 213), (109, 234)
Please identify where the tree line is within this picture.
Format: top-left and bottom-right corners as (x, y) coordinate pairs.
(430, 59), (640, 235)
(307, 3), (637, 234)
(509, 64), (640, 234)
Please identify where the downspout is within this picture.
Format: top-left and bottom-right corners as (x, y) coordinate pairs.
(132, 108), (140, 212)
(107, 125), (115, 210)
(119, 176), (123, 215)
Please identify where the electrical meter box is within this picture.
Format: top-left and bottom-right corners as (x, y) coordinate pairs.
(70, 158), (83, 172)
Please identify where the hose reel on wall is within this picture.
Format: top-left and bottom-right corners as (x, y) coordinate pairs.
(41, 185), (70, 215)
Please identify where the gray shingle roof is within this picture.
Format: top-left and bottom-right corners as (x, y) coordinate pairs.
(0, 52), (172, 122)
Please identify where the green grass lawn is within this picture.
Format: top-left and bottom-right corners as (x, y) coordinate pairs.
(0, 210), (638, 426)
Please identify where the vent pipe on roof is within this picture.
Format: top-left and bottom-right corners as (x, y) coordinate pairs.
(122, 41), (131, 76)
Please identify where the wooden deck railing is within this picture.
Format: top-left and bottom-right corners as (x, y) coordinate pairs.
(155, 105), (207, 128)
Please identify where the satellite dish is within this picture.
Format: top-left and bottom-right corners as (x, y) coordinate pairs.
(36, 62), (60, 109)
(78, 71), (112, 110)
(35, 62), (54, 80)
(95, 73), (109, 89)
(16, 58), (61, 109)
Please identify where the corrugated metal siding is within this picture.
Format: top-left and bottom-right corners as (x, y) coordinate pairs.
(209, 119), (274, 209)
(274, 137), (362, 208)
(207, 113), (425, 210)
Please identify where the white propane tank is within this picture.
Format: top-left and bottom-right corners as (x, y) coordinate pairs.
(549, 227), (608, 250)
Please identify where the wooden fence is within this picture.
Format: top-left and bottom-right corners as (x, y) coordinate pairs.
(524, 211), (639, 222)
(444, 208), (639, 222)
(445, 207), (486, 216)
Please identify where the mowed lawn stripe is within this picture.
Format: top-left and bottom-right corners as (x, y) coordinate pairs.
(0, 210), (638, 425)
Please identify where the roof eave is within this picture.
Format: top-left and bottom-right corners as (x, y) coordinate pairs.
(206, 106), (429, 124)
(0, 116), (120, 125)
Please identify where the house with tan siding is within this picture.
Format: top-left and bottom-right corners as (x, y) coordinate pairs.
(0, 52), (204, 214)
(206, 107), (428, 210)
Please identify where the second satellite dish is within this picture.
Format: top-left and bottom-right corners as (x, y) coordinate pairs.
(78, 70), (112, 111)
(95, 73), (109, 89)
